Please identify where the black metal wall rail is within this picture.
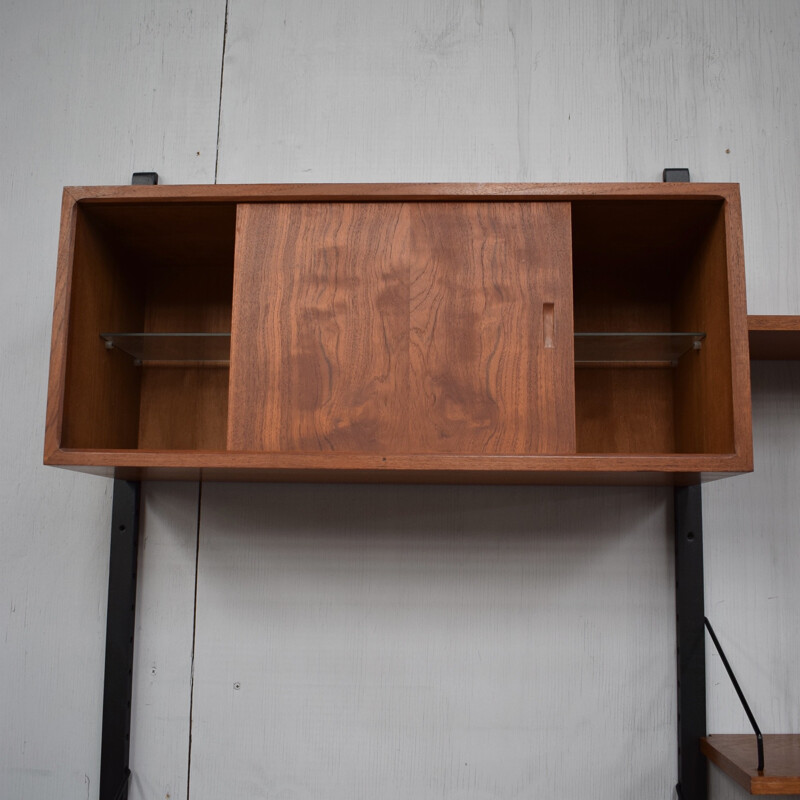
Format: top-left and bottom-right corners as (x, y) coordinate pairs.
(674, 485), (708, 800)
(99, 171), (155, 800)
(99, 480), (141, 800)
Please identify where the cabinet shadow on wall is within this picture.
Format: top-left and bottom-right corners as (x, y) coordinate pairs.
(180, 482), (676, 797)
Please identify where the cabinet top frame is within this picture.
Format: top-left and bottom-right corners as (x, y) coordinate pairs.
(62, 181), (742, 204)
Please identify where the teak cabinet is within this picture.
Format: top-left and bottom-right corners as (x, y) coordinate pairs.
(44, 183), (753, 483)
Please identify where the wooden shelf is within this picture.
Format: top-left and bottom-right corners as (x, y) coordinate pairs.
(702, 735), (800, 795)
(748, 316), (800, 360)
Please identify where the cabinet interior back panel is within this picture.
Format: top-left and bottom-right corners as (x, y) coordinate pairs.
(228, 202), (575, 455)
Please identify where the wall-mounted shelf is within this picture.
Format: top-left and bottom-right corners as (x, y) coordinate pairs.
(44, 182), (753, 483)
(702, 735), (800, 795)
(748, 316), (800, 360)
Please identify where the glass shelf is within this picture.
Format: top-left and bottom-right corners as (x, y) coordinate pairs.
(101, 330), (704, 367)
(100, 333), (231, 365)
(574, 332), (705, 366)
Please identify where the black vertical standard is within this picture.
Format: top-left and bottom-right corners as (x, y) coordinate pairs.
(99, 480), (141, 800)
(664, 166), (707, 800)
(99, 170), (155, 800)
(674, 485), (707, 800)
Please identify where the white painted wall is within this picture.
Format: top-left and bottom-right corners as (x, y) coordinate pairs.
(704, 363), (800, 799)
(0, 3), (224, 798)
(1, 2), (798, 799)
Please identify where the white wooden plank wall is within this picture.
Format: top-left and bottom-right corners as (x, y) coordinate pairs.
(1, 1), (799, 799)
(0, 2), (223, 799)
(128, 483), (200, 800)
(216, 0), (800, 314)
(704, 363), (800, 800)
(192, 484), (676, 799)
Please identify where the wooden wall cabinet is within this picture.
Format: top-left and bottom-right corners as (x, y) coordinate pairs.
(44, 183), (753, 483)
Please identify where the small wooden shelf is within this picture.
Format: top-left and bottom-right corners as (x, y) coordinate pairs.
(701, 734), (800, 795)
(748, 316), (800, 360)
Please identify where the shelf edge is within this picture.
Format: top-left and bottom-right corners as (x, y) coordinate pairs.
(748, 315), (800, 360)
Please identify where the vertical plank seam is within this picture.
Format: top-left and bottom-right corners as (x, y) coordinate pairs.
(185, 481), (203, 799)
(214, 0), (231, 184)
(199, 4), (225, 784)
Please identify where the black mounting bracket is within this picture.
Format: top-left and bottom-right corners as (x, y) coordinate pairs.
(704, 617), (765, 772)
(131, 171), (159, 185)
(663, 168), (691, 183)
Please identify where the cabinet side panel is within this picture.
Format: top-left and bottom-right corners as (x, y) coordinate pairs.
(407, 202), (575, 454)
(61, 208), (144, 449)
(673, 206), (735, 454)
(228, 203), (411, 452)
(44, 190), (79, 457)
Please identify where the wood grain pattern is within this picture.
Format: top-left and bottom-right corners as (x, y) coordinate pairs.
(575, 368), (675, 453)
(137, 367), (229, 450)
(65, 181), (742, 203)
(748, 316), (800, 360)
(59, 203), (145, 449)
(406, 202), (574, 454)
(228, 202), (410, 453)
(46, 447), (749, 487)
(228, 201), (575, 456)
(721, 190), (753, 465)
(702, 735), (800, 795)
(38, 461), (739, 487)
(673, 202), (742, 457)
(134, 206), (235, 450)
(749, 315), (800, 332)
(44, 189), (85, 458)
